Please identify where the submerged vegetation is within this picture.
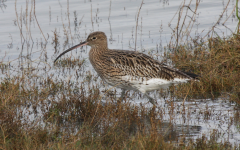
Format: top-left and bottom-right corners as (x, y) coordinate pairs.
(0, 0), (240, 149)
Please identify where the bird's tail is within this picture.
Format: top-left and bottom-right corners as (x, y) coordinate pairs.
(183, 71), (200, 80)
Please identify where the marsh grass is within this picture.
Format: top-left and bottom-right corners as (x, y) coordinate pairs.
(0, 59), (238, 149)
(54, 57), (85, 68)
(167, 35), (240, 104)
(0, 77), (173, 149)
(0, 63), (9, 72)
(0, 0), (240, 149)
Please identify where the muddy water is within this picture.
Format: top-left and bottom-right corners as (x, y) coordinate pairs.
(0, 0), (239, 146)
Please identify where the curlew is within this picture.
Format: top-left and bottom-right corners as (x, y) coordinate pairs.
(54, 31), (198, 105)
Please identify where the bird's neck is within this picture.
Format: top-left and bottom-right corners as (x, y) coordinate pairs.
(89, 45), (107, 66)
(89, 45), (108, 74)
(89, 44), (108, 56)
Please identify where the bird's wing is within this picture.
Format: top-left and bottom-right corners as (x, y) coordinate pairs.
(102, 50), (191, 81)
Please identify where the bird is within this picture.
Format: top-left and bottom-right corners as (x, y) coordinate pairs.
(54, 31), (198, 105)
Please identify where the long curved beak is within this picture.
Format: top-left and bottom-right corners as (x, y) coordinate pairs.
(54, 41), (88, 63)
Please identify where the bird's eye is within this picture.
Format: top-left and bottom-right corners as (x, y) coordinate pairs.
(92, 37), (97, 40)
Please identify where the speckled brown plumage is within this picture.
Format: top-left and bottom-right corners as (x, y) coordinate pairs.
(54, 31), (198, 105)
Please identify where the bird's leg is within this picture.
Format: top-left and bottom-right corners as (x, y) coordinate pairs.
(119, 89), (126, 102)
(144, 93), (157, 105)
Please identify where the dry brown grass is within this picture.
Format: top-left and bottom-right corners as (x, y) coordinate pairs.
(167, 34), (240, 104)
(1, 0), (239, 149)
(54, 57), (85, 68)
(1, 33), (239, 150)
(0, 60), (238, 149)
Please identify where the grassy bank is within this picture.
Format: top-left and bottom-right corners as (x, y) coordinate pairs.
(167, 35), (240, 104)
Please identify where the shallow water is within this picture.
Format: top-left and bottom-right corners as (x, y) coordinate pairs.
(0, 0), (239, 146)
(0, 0), (237, 59)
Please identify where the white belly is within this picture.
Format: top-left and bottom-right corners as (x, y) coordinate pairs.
(117, 75), (190, 94)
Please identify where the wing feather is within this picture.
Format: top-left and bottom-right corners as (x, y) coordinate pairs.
(99, 50), (191, 81)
